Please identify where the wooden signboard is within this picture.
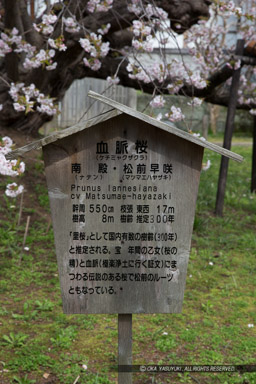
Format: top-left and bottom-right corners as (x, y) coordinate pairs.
(39, 92), (242, 315)
(43, 113), (202, 314)
(7, 91), (243, 316)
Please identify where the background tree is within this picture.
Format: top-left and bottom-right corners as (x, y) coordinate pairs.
(0, 0), (256, 137)
(0, 0), (213, 134)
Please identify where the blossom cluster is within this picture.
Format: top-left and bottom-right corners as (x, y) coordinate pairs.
(106, 76), (120, 85)
(97, 23), (111, 35)
(0, 137), (25, 197)
(132, 20), (154, 52)
(9, 83), (58, 116)
(165, 106), (185, 122)
(63, 16), (80, 33)
(0, 27), (35, 57)
(87, 0), (113, 13)
(219, 1), (243, 17)
(126, 62), (151, 83)
(187, 97), (203, 107)
(0, 26), (58, 72)
(128, 1), (168, 23)
(23, 49), (57, 71)
(48, 36), (67, 51)
(127, 0), (142, 15)
(33, 13), (57, 35)
(144, 4), (168, 28)
(132, 20), (152, 38)
(127, 60), (183, 85)
(127, 58), (207, 92)
(79, 33), (110, 70)
(150, 95), (165, 108)
(186, 19), (229, 77)
(5, 183), (24, 198)
(130, 3), (168, 53)
(182, 1), (256, 111)
(0, 36), (12, 56)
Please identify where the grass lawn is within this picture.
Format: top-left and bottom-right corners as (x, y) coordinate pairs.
(0, 133), (255, 384)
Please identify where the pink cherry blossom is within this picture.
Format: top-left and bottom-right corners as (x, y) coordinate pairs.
(165, 106), (185, 122)
(127, 0), (142, 15)
(79, 38), (91, 52)
(42, 14), (58, 25)
(150, 95), (165, 108)
(46, 62), (57, 70)
(13, 103), (26, 112)
(107, 76), (120, 85)
(187, 98), (203, 106)
(87, 0), (113, 13)
(63, 17), (80, 33)
(97, 23), (111, 35)
(83, 57), (102, 71)
(0, 137), (12, 155)
(48, 37), (67, 51)
(5, 183), (24, 197)
(23, 49), (57, 71)
(9, 82), (58, 116)
(145, 4), (168, 22)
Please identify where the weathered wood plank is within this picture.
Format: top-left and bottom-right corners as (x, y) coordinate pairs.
(88, 91), (243, 163)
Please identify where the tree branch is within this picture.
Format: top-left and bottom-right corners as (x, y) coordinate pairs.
(19, 0), (43, 48)
(155, 0), (211, 33)
(3, 0), (239, 135)
(179, 63), (234, 98)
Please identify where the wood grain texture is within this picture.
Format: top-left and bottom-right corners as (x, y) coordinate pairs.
(43, 113), (204, 314)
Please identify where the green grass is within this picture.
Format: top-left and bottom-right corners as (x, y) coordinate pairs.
(0, 139), (255, 384)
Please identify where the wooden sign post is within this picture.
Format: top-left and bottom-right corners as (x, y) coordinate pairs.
(8, 92), (243, 384)
(118, 314), (132, 383)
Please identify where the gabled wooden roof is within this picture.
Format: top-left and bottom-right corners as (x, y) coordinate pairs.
(88, 91), (243, 163)
(7, 90), (243, 162)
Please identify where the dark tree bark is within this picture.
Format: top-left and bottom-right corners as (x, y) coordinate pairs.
(0, 0), (247, 136)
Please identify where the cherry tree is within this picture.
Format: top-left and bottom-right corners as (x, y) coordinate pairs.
(0, 0), (212, 134)
(1, 0), (255, 134)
